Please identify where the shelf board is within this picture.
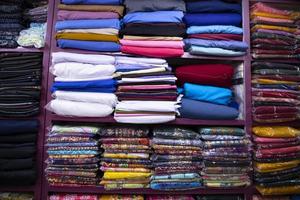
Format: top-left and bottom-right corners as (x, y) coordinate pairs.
(48, 186), (250, 194)
(51, 114), (244, 126)
(0, 186), (35, 192)
(0, 47), (44, 53)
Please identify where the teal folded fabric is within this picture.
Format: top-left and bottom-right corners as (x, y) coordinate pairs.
(188, 45), (246, 57)
(183, 83), (232, 105)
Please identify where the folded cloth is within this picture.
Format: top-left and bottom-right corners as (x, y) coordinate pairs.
(56, 32), (119, 42)
(53, 91), (117, 106)
(252, 127), (300, 138)
(179, 98), (239, 120)
(57, 39), (120, 52)
(187, 45), (246, 56)
(61, 0), (122, 4)
(183, 83), (232, 105)
(120, 40), (184, 48)
(123, 35), (183, 41)
(50, 194), (98, 200)
(121, 46), (184, 58)
(116, 101), (178, 113)
(188, 33), (243, 41)
(184, 38), (248, 51)
(124, 0), (185, 13)
(186, 0), (241, 13)
(47, 99), (114, 117)
(0, 120), (39, 135)
(123, 11), (184, 24)
(187, 25), (243, 35)
(120, 23), (186, 37)
(184, 13), (242, 26)
(251, 2), (291, 16)
(52, 52), (115, 65)
(52, 62), (116, 79)
(58, 28), (119, 35)
(176, 64), (234, 87)
(51, 79), (116, 93)
(251, 24), (296, 34)
(55, 19), (120, 31)
(57, 10), (120, 20)
(99, 195), (144, 200)
(58, 4), (124, 17)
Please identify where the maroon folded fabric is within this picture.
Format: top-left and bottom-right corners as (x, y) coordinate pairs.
(188, 33), (243, 41)
(252, 49), (294, 55)
(252, 91), (299, 99)
(253, 106), (298, 115)
(253, 136), (299, 144)
(255, 152), (300, 159)
(254, 113), (298, 120)
(252, 38), (292, 45)
(175, 64), (234, 87)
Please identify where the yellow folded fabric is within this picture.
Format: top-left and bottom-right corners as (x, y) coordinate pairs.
(251, 24), (296, 33)
(254, 160), (300, 173)
(252, 126), (300, 138)
(256, 185), (300, 195)
(123, 35), (183, 41)
(102, 153), (149, 159)
(251, 11), (292, 20)
(58, 4), (124, 16)
(103, 172), (151, 179)
(56, 32), (119, 42)
(252, 79), (298, 85)
(99, 195), (144, 200)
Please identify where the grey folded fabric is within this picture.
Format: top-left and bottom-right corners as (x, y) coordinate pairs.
(124, 0), (186, 13)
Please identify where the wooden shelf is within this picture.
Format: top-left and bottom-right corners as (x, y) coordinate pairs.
(48, 186), (250, 195)
(50, 114), (244, 126)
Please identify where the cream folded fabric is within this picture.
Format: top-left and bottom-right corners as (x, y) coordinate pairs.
(52, 52), (115, 65)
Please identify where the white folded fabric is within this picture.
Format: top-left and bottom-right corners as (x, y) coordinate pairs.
(53, 91), (117, 107)
(116, 101), (178, 112)
(120, 77), (177, 83)
(114, 114), (176, 124)
(54, 76), (113, 82)
(52, 62), (116, 79)
(52, 52), (115, 65)
(116, 56), (167, 66)
(46, 99), (113, 117)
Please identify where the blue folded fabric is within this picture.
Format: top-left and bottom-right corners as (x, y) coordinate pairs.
(186, 0), (241, 13)
(188, 45), (246, 57)
(187, 25), (243, 34)
(51, 79), (117, 93)
(150, 182), (202, 190)
(179, 98), (239, 120)
(55, 19), (120, 31)
(0, 120), (39, 135)
(184, 38), (248, 51)
(123, 11), (184, 24)
(57, 39), (121, 52)
(184, 13), (242, 26)
(62, 0), (122, 4)
(183, 83), (232, 105)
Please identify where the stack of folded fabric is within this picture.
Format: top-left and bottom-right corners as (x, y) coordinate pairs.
(0, 193), (34, 200)
(0, 120), (38, 186)
(250, 2), (297, 60)
(120, 0), (185, 58)
(18, 1), (48, 48)
(47, 52), (117, 117)
(176, 64), (240, 120)
(49, 194), (98, 200)
(252, 126), (300, 195)
(46, 124), (101, 186)
(199, 127), (251, 188)
(0, 53), (42, 117)
(100, 195), (144, 200)
(100, 126), (152, 190)
(253, 195), (294, 200)
(184, 0), (247, 56)
(55, 0), (123, 52)
(150, 127), (202, 190)
(147, 195), (195, 200)
(195, 195), (244, 200)
(252, 61), (300, 123)
(114, 56), (179, 124)
(0, 0), (24, 48)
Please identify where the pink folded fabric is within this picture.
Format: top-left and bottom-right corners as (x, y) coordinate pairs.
(121, 45), (184, 58)
(252, 16), (294, 23)
(253, 136), (299, 144)
(120, 40), (184, 48)
(57, 10), (119, 20)
(118, 85), (177, 91)
(257, 145), (300, 155)
(251, 2), (291, 16)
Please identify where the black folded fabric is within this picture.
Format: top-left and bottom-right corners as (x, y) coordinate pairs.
(0, 157), (34, 170)
(0, 119), (39, 135)
(120, 23), (186, 37)
(0, 134), (37, 143)
(252, 62), (300, 71)
(255, 173), (300, 184)
(257, 179), (300, 187)
(0, 146), (36, 159)
(124, 0), (186, 13)
(255, 166), (300, 178)
(0, 169), (36, 186)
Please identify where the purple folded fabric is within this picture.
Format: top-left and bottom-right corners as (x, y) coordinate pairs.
(57, 10), (119, 20)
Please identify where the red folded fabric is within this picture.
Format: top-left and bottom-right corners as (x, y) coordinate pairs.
(175, 64), (234, 87)
(252, 90), (299, 99)
(188, 33), (243, 41)
(121, 45), (184, 58)
(258, 145), (300, 155)
(252, 38), (292, 45)
(253, 106), (298, 115)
